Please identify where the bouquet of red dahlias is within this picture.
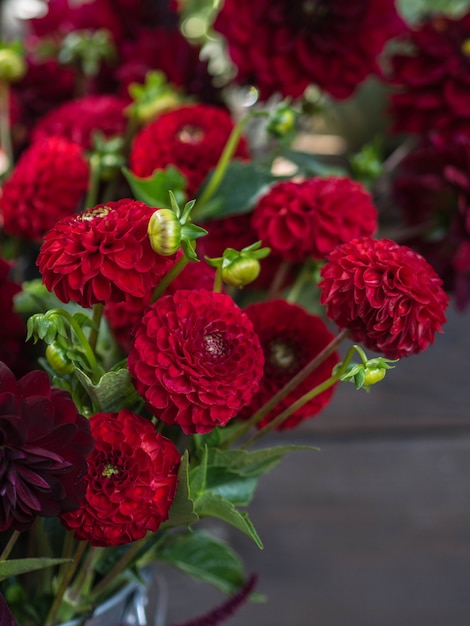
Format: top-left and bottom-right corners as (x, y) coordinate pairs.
(0, 1), (456, 625)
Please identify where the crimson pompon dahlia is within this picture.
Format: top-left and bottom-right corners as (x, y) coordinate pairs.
(0, 362), (94, 533)
(252, 177), (378, 263)
(31, 95), (127, 150)
(37, 199), (176, 308)
(319, 237), (449, 359)
(389, 11), (470, 138)
(129, 104), (249, 197)
(213, 0), (404, 101)
(242, 300), (340, 430)
(61, 409), (180, 547)
(0, 137), (89, 241)
(128, 290), (264, 434)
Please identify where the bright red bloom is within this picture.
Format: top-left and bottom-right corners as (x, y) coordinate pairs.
(0, 137), (89, 241)
(31, 95), (127, 150)
(128, 290), (264, 434)
(0, 259), (30, 377)
(37, 199), (175, 308)
(389, 12), (470, 138)
(214, 0), (404, 101)
(252, 177), (378, 263)
(61, 409), (180, 547)
(0, 362), (94, 532)
(129, 104), (249, 197)
(242, 300), (339, 430)
(319, 237), (449, 359)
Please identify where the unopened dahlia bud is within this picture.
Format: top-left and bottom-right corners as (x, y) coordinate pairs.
(148, 208), (182, 255)
(266, 103), (296, 138)
(45, 342), (75, 375)
(221, 256), (261, 287)
(362, 366), (387, 386)
(0, 48), (26, 83)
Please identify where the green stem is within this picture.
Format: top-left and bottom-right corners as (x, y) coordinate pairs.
(242, 344), (358, 447)
(88, 302), (104, 353)
(0, 530), (20, 561)
(151, 254), (189, 302)
(88, 538), (146, 601)
(285, 262), (310, 303)
(213, 267), (223, 293)
(193, 110), (267, 217)
(85, 154), (102, 208)
(67, 546), (102, 605)
(267, 260), (292, 299)
(223, 328), (350, 447)
(0, 80), (13, 179)
(44, 540), (88, 626)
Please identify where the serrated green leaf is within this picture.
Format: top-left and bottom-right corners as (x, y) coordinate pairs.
(204, 467), (258, 506)
(157, 530), (245, 594)
(194, 492), (263, 549)
(207, 445), (317, 477)
(0, 558), (71, 582)
(189, 445), (208, 498)
(163, 451), (199, 528)
(122, 166), (187, 208)
(74, 367), (140, 412)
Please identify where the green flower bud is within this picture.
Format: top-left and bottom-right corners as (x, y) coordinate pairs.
(148, 208), (182, 256)
(0, 48), (26, 83)
(221, 257), (261, 287)
(266, 105), (296, 138)
(363, 366), (387, 386)
(45, 342), (75, 375)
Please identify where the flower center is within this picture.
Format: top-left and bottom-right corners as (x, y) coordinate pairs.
(102, 464), (119, 478)
(202, 332), (228, 360)
(268, 339), (298, 374)
(177, 125), (205, 145)
(78, 206), (112, 221)
(288, 0), (330, 28)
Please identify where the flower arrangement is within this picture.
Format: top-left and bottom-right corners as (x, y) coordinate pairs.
(0, 0), (464, 624)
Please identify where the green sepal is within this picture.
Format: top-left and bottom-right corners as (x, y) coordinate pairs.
(122, 166), (187, 208)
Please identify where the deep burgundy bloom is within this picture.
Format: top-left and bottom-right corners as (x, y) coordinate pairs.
(129, 104), (249, 198)
(0, 362), (94, 532)
(389, 12), (470, 138)
(61, 409), (180, 547)
(0, 137), (89, 241)
(128, 290), (264, 434)
(214, 0), (404, 101)
(0, 593), (18, 626)
(241, 300), (339, 430)
(393, 134), (470, 309)
(252, 177), (378, 263)
(0, 259), (30, 377)
(37, 199), (176, 308)
(319, 237), (449, 359)
(31, 95), (127, 150)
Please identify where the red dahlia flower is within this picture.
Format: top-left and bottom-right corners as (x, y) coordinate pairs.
(129, 104), (249, 198)
(319, 237), (449, 359)
(0, 137), (89, 241)
(0, 362), (94, 532)
(37, 199), (176, 308)
(61, 409), (180, 547)
(128, 290), (264, 434)
(214, 0), (404, 101)
(252, 177), (378, 263)
(31, 95), (127, 150)
(389, 12), (470, 138)
(242, 300), (339, 430)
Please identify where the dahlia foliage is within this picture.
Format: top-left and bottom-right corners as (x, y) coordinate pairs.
(0, 0), (457, 625)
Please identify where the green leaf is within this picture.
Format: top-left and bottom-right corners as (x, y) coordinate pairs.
(194, 492), (263, 549)
(122, 166), (187, 208)
(281, 149), (348, 177)
(163, 451), (199, 528)
(195, 161), (281, 220)
(74, 367), (140, 412)
(157, 530), (245, 594)
(204, 467), (258, 506)
(0, 558), (71, 581)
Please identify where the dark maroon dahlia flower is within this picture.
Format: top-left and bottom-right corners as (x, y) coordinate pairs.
(0, 137), (89, 241)
(252, 177), (378, 263)
(319, 237), (449, 359)
(0, 259), (30, 377)
(214, 0), (404, 101)
(61, 409), (180, 547)
(31, 95), (127, 150)
(242, 300), (339, 430)
(389, 12), (470, 138)
(128, 289), (265, 434)
(129, 104), (249, 198)
(0, 362), (94, 533)
(37, 199), (176, 308)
